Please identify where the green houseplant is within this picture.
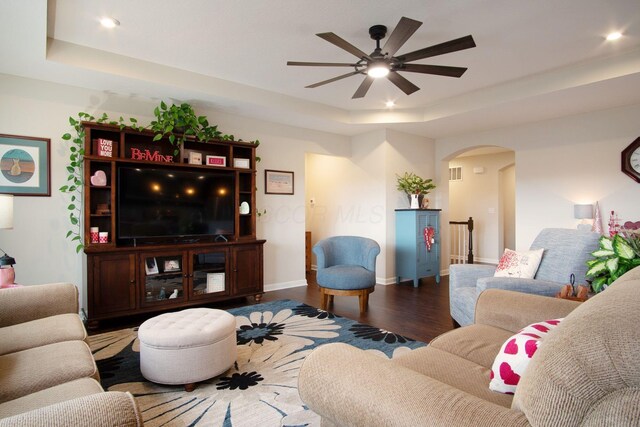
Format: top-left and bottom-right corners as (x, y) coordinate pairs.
(585, 232), (640, 293)
(396, 172), (436, 207)
(150, 102), (224, 155)
(396, 172), (436, 195)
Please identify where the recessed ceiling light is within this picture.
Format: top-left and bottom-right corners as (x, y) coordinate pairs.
(385, 101), (395, 108)
(100, 17), (120, 28)
(606, 31), (622, 41)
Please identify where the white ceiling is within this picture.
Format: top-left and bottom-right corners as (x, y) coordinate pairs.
(1, 0), (640, 138)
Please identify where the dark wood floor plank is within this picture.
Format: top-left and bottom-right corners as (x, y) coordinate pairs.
(91, 272), (455, 342)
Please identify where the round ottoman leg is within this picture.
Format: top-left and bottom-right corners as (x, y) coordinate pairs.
(184, 383), (196, 392)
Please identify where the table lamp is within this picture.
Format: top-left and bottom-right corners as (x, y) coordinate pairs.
(0, 194), (17, 288)
(574, 203), (594, 232)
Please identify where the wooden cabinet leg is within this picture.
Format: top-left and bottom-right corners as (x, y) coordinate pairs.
(86, 320), (99, 331)
(254, 293), (263, 303)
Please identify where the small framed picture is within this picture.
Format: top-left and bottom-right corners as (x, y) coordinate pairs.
(188, 151), (202, 165)
(206, 155), (226, 167)
(233, 158), (250, 169)
(164, 259), (181, 272)
(145, 257), (159, 275)
(265, 169), (294, 195)
(0, 134), (51, 196)
(206, 273), (225, 293)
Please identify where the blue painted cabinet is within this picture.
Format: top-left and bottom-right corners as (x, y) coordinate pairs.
(395, 209), (441, 287)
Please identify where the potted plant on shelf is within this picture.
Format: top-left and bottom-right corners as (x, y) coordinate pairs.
(396, 172), (436, 209)
(150, 102), (224, 155)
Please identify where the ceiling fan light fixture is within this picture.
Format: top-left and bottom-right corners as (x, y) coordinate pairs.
(100, 17), (120, 28)
(367, 62), (390, 78)
(606, 31), (622, 41)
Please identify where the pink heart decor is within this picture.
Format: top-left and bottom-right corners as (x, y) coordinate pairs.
(504, 338), (519, 354)
(90, 170), (107, 186)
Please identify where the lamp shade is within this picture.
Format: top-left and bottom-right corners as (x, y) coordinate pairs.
(0, 194), (13, 229)
(574, 204), (594, 220)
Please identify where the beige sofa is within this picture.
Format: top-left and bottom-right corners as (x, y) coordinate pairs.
(0, 283), (143, 426)
(299, 268), (640, 426)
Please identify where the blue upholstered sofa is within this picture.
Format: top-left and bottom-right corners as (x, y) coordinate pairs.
(449, 228), (600, 326)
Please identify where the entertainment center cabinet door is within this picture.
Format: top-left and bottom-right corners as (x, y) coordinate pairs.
(88, 253), (136, 318)
(231, 244), (263, 298)
(140, 252), (186, 307)
(188, 248), (230, 299)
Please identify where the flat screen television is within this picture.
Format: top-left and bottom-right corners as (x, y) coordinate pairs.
(117, 165), (235, 241)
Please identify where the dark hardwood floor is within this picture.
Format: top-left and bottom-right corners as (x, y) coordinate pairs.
(91, 272), (455, 343)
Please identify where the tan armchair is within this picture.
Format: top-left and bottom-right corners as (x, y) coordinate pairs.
(299, 268), (640, 426)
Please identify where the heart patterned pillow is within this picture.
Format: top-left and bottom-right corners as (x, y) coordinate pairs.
(489, 318), (563, 394)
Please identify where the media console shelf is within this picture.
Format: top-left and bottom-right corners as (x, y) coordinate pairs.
(82, 122), (265, 326)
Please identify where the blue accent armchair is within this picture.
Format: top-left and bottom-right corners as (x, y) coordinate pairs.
(313, 236), (380, 313)
(449, 228), (600, 326)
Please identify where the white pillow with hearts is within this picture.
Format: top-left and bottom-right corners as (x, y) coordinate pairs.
(489, 318), (563, 394)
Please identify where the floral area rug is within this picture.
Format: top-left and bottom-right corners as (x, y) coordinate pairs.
(88, 299), (426, 426)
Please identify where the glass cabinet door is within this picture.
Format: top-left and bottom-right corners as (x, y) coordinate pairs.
(189, 249), (229, 299)
(141, 252), (186, 306)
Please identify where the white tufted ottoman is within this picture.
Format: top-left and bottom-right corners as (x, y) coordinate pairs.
(138, 308), (237, 391)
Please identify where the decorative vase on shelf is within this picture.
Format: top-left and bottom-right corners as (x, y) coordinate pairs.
(410, 194), (420, 209)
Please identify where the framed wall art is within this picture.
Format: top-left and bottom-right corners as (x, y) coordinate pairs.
(0, 134), (51, 196)
(265, 169), (294, 195)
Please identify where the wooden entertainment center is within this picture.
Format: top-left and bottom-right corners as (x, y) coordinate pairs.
(82, 122), (265, 326)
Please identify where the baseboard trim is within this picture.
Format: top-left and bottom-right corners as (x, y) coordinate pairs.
(264, 280), (307, 292)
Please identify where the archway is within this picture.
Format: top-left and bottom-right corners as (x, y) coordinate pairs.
(442, 146), (515, 269)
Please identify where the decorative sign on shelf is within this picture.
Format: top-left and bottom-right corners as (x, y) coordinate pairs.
(188, 151), (202, 165)
(93, 138), (117, 157)
(206, 155), (226, 167)
(130, 148), (174, 163)
(234, 158), (250, 169)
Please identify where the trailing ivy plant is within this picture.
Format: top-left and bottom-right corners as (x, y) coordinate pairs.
(150, 102), (222, 155)
(59, 104), (262, 251)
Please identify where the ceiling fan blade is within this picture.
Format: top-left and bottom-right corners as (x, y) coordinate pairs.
(352, 76), (375, 99)
(398, 35), (476, 63)
(317, 32), (371, 60)
(387, 72), (420, 95)
(306, 71), (362, 88)
(400, 63), (468, 77)
(287, 61), (359, 67)
(382, 17), (422, 57)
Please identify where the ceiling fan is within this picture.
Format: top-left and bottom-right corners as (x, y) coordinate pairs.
(287, 17), (476, 99)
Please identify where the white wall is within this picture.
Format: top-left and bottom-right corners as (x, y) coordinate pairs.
(384, 129), (436, 277)
(500, 164), (516, 253)
(0, 74), (350, 310)
(449, 151), (515, 263)
(436, 103), (640, 254)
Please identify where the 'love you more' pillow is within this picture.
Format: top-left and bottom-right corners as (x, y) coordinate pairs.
(489, 318), (562, 394)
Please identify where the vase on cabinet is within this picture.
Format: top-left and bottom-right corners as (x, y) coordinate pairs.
(410, 194), (420, 209)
